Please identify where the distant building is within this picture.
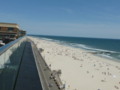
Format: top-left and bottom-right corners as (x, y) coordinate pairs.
(0, 23), (19, 40)
(19, 30), (26, 37)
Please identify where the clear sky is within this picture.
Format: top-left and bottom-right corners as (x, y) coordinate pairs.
(0, 0), (120, 39)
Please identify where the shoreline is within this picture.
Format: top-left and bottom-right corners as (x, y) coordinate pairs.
(28, 36), (120, 90)
(32, 36), (120, 62)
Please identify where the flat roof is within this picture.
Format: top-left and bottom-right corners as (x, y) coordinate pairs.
(0, 22), (19, 29)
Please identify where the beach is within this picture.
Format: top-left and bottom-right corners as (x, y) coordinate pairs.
(28, 36), (120, 90)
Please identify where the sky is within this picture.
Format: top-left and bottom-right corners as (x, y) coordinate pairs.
(0, 0), (120, 39)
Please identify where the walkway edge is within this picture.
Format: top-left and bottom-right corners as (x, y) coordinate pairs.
(31, 41), (50, 90)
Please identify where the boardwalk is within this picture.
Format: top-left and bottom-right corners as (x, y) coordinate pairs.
(15, 42), (42, 90)
(15, 40), (61, 90)
(0, 39), (62, 90)
(31, 40), (61, 90)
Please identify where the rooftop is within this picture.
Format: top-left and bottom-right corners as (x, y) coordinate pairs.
(0, 22), (19, 29)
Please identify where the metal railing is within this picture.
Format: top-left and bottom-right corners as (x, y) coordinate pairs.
(0, 37), (27, 90)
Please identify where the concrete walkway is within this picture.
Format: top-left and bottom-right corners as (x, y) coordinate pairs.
(15, 42), (42, 90)
(31, 41), (62, 90)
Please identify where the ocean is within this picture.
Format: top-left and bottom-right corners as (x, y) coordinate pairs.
(30, 35), (120, 61)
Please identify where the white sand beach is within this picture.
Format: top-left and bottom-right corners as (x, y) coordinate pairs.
(28, 36), (120, 90)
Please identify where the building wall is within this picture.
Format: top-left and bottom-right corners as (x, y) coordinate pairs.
(0, 27), (19, 33)
(0, 27), (19, 40)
